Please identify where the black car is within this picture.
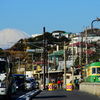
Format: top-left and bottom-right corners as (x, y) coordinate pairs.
(12, 74), (27, 91)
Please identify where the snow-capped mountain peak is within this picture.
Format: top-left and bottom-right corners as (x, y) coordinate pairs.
(0, 28), (30, 49)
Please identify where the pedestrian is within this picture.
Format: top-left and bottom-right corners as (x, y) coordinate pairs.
(57, 80), (60, 89)
(61, 80), (63, 89)
(74, 77), (79, 90)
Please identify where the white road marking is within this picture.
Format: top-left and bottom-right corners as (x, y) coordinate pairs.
(16, 89), (40, 100)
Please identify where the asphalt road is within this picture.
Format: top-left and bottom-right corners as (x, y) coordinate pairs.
(11, 90), (27, 100)
(32, 89), (100, 100)
(0, 90), (25, 100)
(0, 89), (37, 100)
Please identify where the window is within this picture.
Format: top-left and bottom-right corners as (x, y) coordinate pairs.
(34, 66), (37, 70)
(92, 68), (96, 74)
(66, 76), (70, 79)
(14, 75), (25, 81)
(97, 68), (100, 74)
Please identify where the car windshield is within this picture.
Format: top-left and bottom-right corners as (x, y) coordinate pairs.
(14, 75), (25, 81)
(0, 61), (6, 73)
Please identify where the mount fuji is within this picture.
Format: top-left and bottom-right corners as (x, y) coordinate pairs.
(0, 28), (30, 49)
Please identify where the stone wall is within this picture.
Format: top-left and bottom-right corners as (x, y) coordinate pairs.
(79, 83), (100, 96)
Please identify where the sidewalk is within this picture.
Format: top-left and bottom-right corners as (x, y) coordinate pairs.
(32, 89), (100, 100)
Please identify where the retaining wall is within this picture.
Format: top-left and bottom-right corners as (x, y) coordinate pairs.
(79, 83), (100, 96)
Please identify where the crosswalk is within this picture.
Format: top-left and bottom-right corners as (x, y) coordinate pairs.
(16, 89), (40, 100)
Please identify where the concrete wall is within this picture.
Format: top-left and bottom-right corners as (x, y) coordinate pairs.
(79, 83), (100, 96)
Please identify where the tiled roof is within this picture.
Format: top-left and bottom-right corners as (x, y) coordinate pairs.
(49, 50), (64, 56)
(68, 42), (94, 47)
(77, 50), (96, 55)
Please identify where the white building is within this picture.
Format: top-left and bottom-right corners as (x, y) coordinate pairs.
(52, 31), (71, 39)
(61, 32), (72, 38)
(52, 32), (61, 39)
(72, 36), (100, 44)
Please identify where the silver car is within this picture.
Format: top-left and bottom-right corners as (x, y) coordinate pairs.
(26, 79), (33, 90)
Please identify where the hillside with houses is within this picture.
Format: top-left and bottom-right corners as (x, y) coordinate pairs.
(0, 28), (100, 84)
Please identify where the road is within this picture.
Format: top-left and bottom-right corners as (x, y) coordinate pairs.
(11, 90), (27, 100)
(0, 89), (40, 100)
(33, 89), (100, 100)
(0, 90), (27, 100)
(0, 89), (99, 100)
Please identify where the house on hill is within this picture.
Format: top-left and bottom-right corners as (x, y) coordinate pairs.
(49, 50), (64, 62)
(52, 31), (72, 39)
(68, 42), (94, 55)
(61, 32), (72, 38)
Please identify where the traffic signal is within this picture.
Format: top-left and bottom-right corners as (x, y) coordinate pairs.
(78, 65), (81, 68)
(74, 65), (81, 75)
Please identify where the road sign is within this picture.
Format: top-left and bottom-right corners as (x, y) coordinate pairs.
(26, 49), (43, 53)
(26, 49), (35, 53)
(35, 49), (43, 53)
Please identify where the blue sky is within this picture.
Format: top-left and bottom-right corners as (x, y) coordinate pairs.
(0, 0), (100, 36)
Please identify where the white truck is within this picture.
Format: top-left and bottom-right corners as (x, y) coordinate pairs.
(0, 57), (12, 98)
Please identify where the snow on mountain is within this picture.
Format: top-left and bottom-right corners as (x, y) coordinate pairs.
(0, 28), (30, 49)
(32, 34), (42, 38)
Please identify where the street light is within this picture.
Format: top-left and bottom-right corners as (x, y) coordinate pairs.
(91, 17), (100, 33)
(96, 17), (100, 20)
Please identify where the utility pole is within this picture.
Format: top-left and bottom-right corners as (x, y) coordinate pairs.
(84, 27), (88, 78)
(45, 40), (48, 78)
(72, 37), (74, 67)
(85, 27), (88, 65)
(32, 53), (34, 75)
(64, 41), (66, 89)
(48, 52), (50, 84)
(18, 54), (21, 74)
(43, 27), (46, 90)
(23, 59), (26, 79)
(79, 35), (82, 66)
(18, 59), (20, 74)
(45, 39), (48, 87)
(72, 36), (74, 85)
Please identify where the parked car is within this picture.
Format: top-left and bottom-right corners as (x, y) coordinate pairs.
(27, 78), (36, 89)
(26, 79), (33, 90)
(36, 81), (39, 89)
(12, 74), (27, 91)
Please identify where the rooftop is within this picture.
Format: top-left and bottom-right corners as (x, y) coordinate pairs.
(49, 50), (64, 57)
(68, 42), (94, 47)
